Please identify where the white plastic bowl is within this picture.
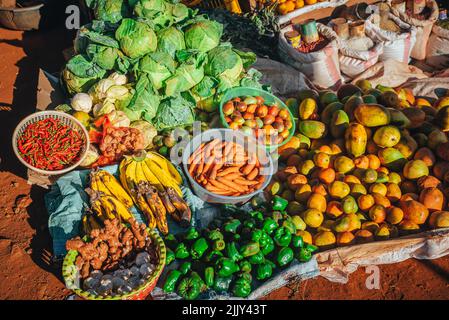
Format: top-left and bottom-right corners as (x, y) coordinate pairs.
(12, 111), (90, 176)
(182, 128), (274, 204)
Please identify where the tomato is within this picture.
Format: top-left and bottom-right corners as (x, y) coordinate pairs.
(268, 106), (280, 117)
(257, 105), (269, 118)
(233, 97), (241, 103)
(255, 96), (265, 105)
(285, 120), (293, 130)
(255, 117), (264, 129)
(272, 120), (285, 132)
(276, 135), (284, 145)
(263, 124), (276, 135)
(243, 112), (255, 120)
(225, 116), (232, 123)
(236, 102), (247, 113)
(232, 110), (242, 118)
(278, 109), (290, 120)
(233, 116), (245, 125)
(222, 101), (234, 116)
(247, 104), (257, 113)
(263, 114), (276, 125)
(244, 119), (257, 128)
(229, 122), (240, 130)
(280, 129), (290, 139)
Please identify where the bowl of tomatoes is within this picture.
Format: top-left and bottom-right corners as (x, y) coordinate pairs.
(219, 87), (295, 150)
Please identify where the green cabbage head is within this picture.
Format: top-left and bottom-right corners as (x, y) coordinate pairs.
(93, 0), (129, 23)
(115, 18), (157, 59)
(157, 26), (185, 58)
(205, 46), (243, 91)
(184, 19), (223, 52)
(139, 52), (176, 90)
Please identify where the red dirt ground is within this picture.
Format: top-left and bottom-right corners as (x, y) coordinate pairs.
(0, 24), (448, 300)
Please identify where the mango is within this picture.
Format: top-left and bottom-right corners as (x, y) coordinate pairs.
(378, 148), (406, 171)
(366, 88), (382, 99)
(375, 224), (390, 240)
(285, 98), (299, 118)
(369, 204), (386, 223)
(354, 104), (390, 127)
(307, 193), (327, 212)
(362, 221), (379, 233)
(298, 120), (326, 139)
(337, 232), (355, 246)
(376, 84), (395, 93)
(326, 201), (344, 219)
(399, 200), (429, 224)
(321, 101), (343, 124)
(299, 98), (317, 120)
(351, 183), (367, 197)
(413, 133), (428, 147)
(333, 214), (351, 232)
(319, 91), (339, 106)
(398, 220), (420, 233)
(299, 160), (315, 175)
(435, 105), (449, 131)
(355, 229), (374, 243)
(333, 156), (354, 174)
(337, 84), (362, 101)
(294, 184), (312, 203)
(379, 91), (399, 108)
(387, 108), (411, 129)
(362, 94), (377, 104)
(419, 187), (445, 212)
(373, 125), (401, 148)
(343, 96), (363, 120)
(278, 134), (310, 159)
(355, 79), (372, 92)
(302, 208), (324, 228)
(428, 211), (449, 228)
(386, 183), (402, 203)
(296, 230), (313, 244)
(402, 107), (425, 129)
(427, 129), (448, 150)
(287, 201), (305, 215)
(414, 147), (435, 167)
(298, 89), (319, 102)
(386, 206), (404, 225)
(317, 220), (334, 232)
(313, 231), (336, 249)
(376, 171), (389, 183)
(361, 168), (378, 184)
(388, 172), (402, 184)
(403, 160), (429, 180)
(291, 215), (307, 231)
(329, 181), (350, 199)
(341, 195), (358, 214)
(330, 110), (349, 138)
(345, 123), (367, 157)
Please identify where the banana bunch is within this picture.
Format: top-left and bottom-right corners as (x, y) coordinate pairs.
(81, 211), (102, 235)
(119, 151), (191, 234)
(90, 170), (134, 208)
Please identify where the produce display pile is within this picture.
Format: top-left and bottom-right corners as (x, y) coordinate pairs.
(266, 82), (449, 248)
(59, 0), (264, 166)
(162, 203), (318, 299)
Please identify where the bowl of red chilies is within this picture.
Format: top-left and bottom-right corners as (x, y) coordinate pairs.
(13, 111), (90, 175)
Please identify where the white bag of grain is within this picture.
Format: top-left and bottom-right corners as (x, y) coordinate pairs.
(426, 23), (449, 70)
(389, 0), (439, 60)
(278, 23), (343, 90)
(365, 13), (417, 63)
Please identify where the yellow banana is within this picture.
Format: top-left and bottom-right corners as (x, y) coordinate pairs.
(145, 158), (182, 196)
(140, 160), (164, 191)
(98, 196), (119, 220)
(103, 195), (133, 222)
(97, 170), (134, 208)
(123, 159), (138, 195)
(119, 157), (133, 194)
(82, 215), (91, 235)
(136, 194), (157, 229)
(91, 174), (113, 197)
(147, 151), (182, 185)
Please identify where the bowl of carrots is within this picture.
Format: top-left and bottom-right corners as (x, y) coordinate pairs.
(219, 87), (295, 151)
(182, 129), (274, 204)
(12, 111), (90, 175)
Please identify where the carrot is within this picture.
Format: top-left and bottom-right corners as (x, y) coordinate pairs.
(223, 172), (242, 180)
(246, 167), (259, 180)
(204, 138), (221, 157)
(188, 142), (206, 163)
(241, 162), (256, 176)
(234, 178), (259, 186)
(209, 179), (237, 192)
(217, 166), (241, 177)
(216, 177), (247, 192)
(209, 161), (224, 180)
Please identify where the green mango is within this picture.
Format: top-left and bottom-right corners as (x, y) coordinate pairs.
(435, 105), (449, 131)
(320, 101), (343, 125)
(343, 96), (363, 121)
(362, 94), (377, 104)
(387, 108), (411, 129)
(354, 104), (390, 127)
(373, 125), (401, 148)
(298, 120), (326, 139)
(378, 147), (406, 171)
(330, 110), (350, 138)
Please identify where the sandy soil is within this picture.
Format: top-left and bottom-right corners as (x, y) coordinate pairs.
(0, 20), (448, 300)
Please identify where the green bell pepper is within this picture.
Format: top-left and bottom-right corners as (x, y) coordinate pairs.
(272, 211), (283, 224)
(177, 276), (201, 300)
(248, 251), (265, 264)
(203, 250), (223, 263)
(272, 195), (288, 211)
(282, 219), (297, 235)
(179, 261), (192, 275)
(225, 242), (243, 262)
(238, 272), (253, 283)
(190, 271), (208, 292)
(250, 229), (263, 242)
(163, 269), (182, 293)
(305, 243), (318, 253)
(213, 239), (226, 251)
(291, 235), (304, 248)
(166, 248), (175, 265)
(256, 262), (273, 281)
(175, 243), (190, 259)
(215, 257), (239, 277)
(232, 277), (252, 298)
(250, 195), (266, 209)
(233, 233), (241, 242)
(207, 229), (224, 241)
(273, 227), (292, 247)
(261, 236), (275, 255)
(190, 238), (208, 259)
(239, 242), (260, 257)
(184, 227), (199, 241)
(259, 231), (270, 247)
(262, 218), (278, 235)
(224, 219), (241, 233)
(297, 247), (312, 262)
(249, 210), (264, 221)
(239, 260), (252, 273)
(213, 275), (232, 293)
(277, 247), (294, 267)
(204, 267), (214, 288)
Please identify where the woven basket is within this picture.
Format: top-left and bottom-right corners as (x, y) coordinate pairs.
(12, 111), (90, 176)
(62, 228), (166, 300)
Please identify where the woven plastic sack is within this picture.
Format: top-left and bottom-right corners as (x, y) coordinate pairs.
(278, 23), (342, 90)
(365, 12), (417, 63)
(388, 0), (439, 60)
(426, 24), (449, 70)
(333, 21), (384, 79)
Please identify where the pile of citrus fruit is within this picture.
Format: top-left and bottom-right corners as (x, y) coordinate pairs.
(277, 0), (327, 16)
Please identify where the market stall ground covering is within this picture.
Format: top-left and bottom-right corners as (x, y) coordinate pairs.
(0, 26), (448, 301)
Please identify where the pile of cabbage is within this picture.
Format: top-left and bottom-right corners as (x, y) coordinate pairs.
(63, 0), (263, 132)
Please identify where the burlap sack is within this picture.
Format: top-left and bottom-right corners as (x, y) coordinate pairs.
(426, 24), (449, 70)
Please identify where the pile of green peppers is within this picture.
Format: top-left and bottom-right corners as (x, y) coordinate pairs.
(162, 196), (318, 300)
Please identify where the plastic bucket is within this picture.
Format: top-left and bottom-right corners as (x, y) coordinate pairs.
(182, 128), (274, 204)
(219, 87), (295, 152)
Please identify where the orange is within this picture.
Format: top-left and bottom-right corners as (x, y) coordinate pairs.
(305, 0), (317, 4)
(295, 0), (305, 9)
(358, 194), (375, 212)
(307, 193), (327, 212)
(318, 168), (336, 185)
(369, 205), (387, 223)
(313, 152), (330, 168)
(367, 154), (381, 170)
